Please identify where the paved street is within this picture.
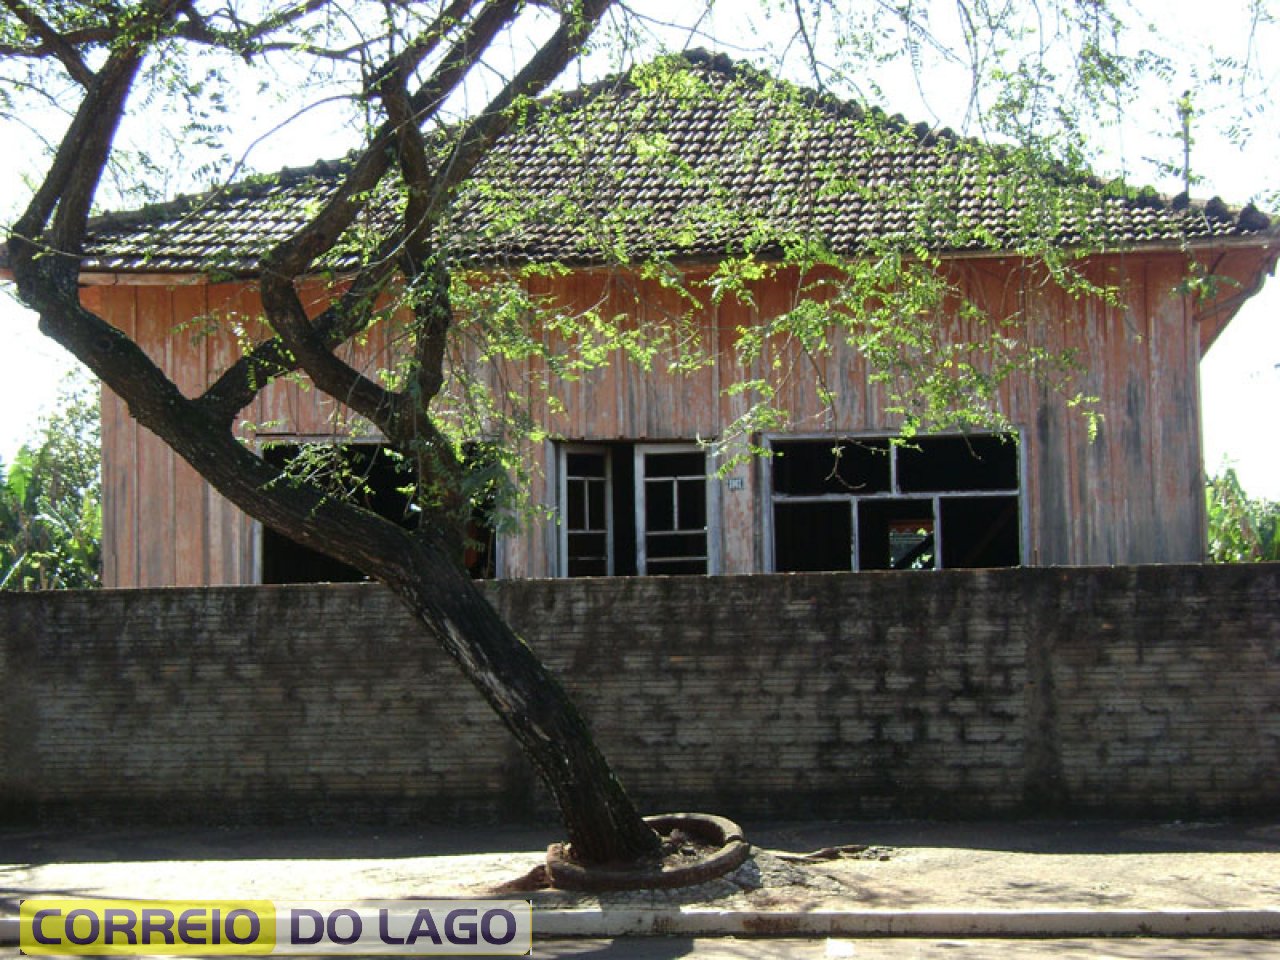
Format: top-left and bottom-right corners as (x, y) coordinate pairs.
(5, 820), (1280, 955)
(529, 939), (1280, 958)
(5, 939), (1278, 958)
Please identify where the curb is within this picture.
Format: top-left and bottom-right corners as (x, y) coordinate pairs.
(5, 908), (1280, 945)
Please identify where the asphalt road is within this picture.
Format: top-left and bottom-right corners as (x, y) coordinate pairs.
(528, 939), (1280, 958)
(3, 938), (1280, 958)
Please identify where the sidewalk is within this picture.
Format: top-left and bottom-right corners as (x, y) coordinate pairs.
(2, 818), (1279, 940)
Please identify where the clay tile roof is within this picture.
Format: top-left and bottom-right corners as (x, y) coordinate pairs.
(60, 49), (1280, 277)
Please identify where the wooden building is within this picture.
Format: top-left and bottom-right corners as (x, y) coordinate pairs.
(28, 52), (1280, 587)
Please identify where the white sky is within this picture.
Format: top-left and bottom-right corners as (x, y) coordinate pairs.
(1, 0), (1278, 500)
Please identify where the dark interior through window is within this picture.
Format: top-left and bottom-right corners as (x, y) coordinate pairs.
(563, 443), (638, 577)
(562, 443), (707, 577)
(260, 442), (496, 583)
(772, 435), (1020, 572)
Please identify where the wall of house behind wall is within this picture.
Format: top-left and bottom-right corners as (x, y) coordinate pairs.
(86, 250), (1233, 587)
(1, 565), (1276, 824)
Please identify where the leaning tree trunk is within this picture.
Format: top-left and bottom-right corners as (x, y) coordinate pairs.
(7, 0), (657, 868)
(383, 537), (662, 863)
(178, 417), (663, 865)
(7, 258), (662, 864)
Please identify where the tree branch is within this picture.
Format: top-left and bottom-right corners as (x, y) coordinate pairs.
(203, 1), (616, 449)
(0, 0), (94, 85)
(393, 0), (617, 426)
(11, 0), (187, 268)
(202, 2), (521, 424)
(416, 0), (616, 212)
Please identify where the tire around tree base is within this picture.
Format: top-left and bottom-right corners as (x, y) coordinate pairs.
(545, 812), (750, 891)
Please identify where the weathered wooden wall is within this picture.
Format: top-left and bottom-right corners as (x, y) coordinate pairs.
(82, 248), (1259, 587)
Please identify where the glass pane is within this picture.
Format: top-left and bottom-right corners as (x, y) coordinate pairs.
(888, 519), (935, 570)
(566, 478), (586, 530)
(772, 439), (891, 495)
(567, 532), (608, 578)
(857, 499), (935, 571)
(567, 555), (608, 577)
(646, 557), (707, 575)
(646, 531), (707, 560)
(897, 435), (1018, 493)
(587, 477), (606, 530)
(940, 495), (1021, 568)
(566, 452), (607, 478)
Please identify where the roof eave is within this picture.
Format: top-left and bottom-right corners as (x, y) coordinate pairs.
(56, 231), (1280, 288)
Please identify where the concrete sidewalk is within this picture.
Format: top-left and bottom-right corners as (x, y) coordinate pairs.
(2, 819), (1279, 940)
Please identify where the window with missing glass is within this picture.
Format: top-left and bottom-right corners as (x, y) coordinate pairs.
(259, 441), (498, 583)
(558, 442), (713, 577)
(769, 434), (1022, 572)
(638, 447), (709, 576)
(562, 448), (613, 577)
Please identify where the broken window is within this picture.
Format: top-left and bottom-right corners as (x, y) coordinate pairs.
(639, 447), (710, 575)
(558, 442), (711, 577)
(769, 434), (1021, 572)
(259, 442), (497, 583)
(563, 449), (613, 577)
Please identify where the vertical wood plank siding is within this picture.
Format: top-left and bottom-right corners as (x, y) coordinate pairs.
(86, 249), (1263, 586)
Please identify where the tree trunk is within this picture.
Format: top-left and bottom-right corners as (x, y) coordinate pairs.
(178, 417), (662, 865)
(382, 538), (662, 864)
(7, 0), (656, 866)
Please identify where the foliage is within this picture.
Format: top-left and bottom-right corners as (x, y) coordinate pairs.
(2, 0), (1269, 865)
(0, 375), (102, 590)
(1206, 468), (1280, 563)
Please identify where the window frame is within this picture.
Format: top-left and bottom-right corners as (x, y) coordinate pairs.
(633, 442), (718, 576)
(762, 430), (1026, 573)
(557, 444), (616, 578)
(555, 441), (720, 578)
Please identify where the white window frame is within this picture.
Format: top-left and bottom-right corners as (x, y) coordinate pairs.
(634, 442), (719, 576)
(762, 430), (1026, 573)
(557, 444), (616, 578)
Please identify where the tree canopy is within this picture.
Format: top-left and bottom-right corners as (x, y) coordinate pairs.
(2, 0), (1275, 866)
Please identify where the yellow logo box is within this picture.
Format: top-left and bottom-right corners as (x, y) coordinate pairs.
(21, 900), (275, 955)
(20, 899), (533, 956)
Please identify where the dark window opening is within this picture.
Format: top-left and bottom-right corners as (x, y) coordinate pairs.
(772, 438), (891, 495)
(561, 443), (705, 577)
(858, 498), (936, 570)
(774, 501), (853, 572)
(565, 451), (610, 577)
(770, 434), (1021, 572)
(261, 442), (496, 584)
(562, 442), (638, 577)
(610, 451), (638, 577)
(940, 496), (1020, 568)
(641, 449), (708, 574)
(897, 434), (1018, 492)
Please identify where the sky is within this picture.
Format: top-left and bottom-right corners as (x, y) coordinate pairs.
(1, 0), (1278, 501)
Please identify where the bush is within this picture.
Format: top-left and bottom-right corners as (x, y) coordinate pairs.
(0, 376), (101, 589)
(1206, 468), (1280, 563)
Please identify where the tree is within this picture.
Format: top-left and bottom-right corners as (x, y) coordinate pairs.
(0, 0), (1257, 864)
(0, 374), (101, 590)
(1206, 468), (1280, 563)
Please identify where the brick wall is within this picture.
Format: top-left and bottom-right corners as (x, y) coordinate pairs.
(1, 565), (1276, 825)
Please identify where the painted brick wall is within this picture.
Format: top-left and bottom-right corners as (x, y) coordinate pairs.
(1, 565), (1276, 825)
